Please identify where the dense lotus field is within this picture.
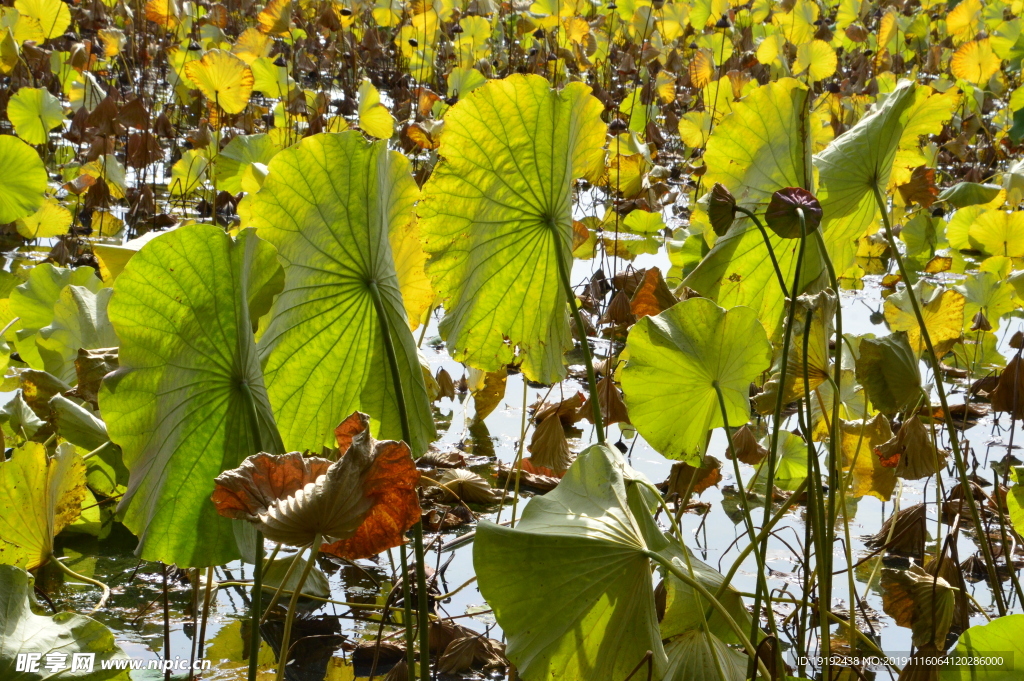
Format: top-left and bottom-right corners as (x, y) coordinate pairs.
(2, 0), (1024, 679)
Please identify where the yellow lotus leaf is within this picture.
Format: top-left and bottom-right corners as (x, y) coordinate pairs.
(358, 79), (395, 139)
(967, 209), (1024, 257)
(562, 16), (589, 44)
(678, 110), (713, 148)
(0, 443), (86, 570)
(391, 217), (434, 331)
(7, 87), (63, 145)
(258, 0), (292, 35)
(184, 49), (254, 114)
(877, 9), (898, 52)
(145, 0), (181, 28)
(1, 27), (19, 75)
(946, 0), (982, 44)
(97, 28), (127, 57)
(14, 0), (70, 39)
(655, 70), (676, 104)
(688, 48), (715, 89)
(951, 39), (1001, 84)
(231, 27), (272, 64)
(756, 32), (786, 66)
(795, 39), (837, 81)
(883, 281), (965, 355)
(15, 198), (71, 239)
(840, 413), (897, 501)
(774, 0), (818, 45)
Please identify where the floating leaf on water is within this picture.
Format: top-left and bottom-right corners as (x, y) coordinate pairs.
(436, 468), (503, 505)
(881, 564), (956, 649)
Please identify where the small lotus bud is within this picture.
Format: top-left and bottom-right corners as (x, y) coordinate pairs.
(971, 311), (992, 332)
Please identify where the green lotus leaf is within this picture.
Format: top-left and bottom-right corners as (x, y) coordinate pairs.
(685, 78), (826, 333)
(37, 286), (118, 385)
(940, 614), (1024, 681)
(0, 565), (127, 680)
(99, 224), (284, 567)
(967, 209), (1024, 258)
(1, 392), (45, 440)
(956, 270), (1017, 331)
(659, 541), (751, 644)
(621, 297), (772, 463)
(49, 394), (110, 452)
(474, 443), (669, 681)
(419, 74), (606, 384)
(814, 81), (952, 274)
(7, 87), (64, 146)
(251, 131), (435, 454)
(214, 133), (284, 195)
(663, 629), (748, 681)
(0, 136), (48, 225)
(854, 332), (921, 413)
(753, 430), (811, 491)
(11, 265), (103, 359)
(937, 181), (1002, 208)
(0, 442), (85, 570)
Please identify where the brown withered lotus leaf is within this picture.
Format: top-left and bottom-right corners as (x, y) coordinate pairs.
(629, 267), (677, 319)
(435, 367), (456, 401)
(665, 456), (723, 499)
(438, 634), (507, 674)
(875, 416), (948, 481)
(865, 502), (927, 557)
(880, 565), (957, 649)
(213, 412), (420, 560)
(494, 462), (560, 493)
(729, 424), (767, 465)
(417, 448), (465, 469)
(924, 554), (971, 634)
(429, 620), (478, 653)
(990, 355), (1024, 419)
(897, 166), (939, 208)
(526, 412), (574, 475)
(580, 376), (630, 427)
(600, 289), (635, 326)
(69, 347), (118, 408)
(532, 391), (585, 426)
(436, 468), (503, 505)
(707, 183), (736, 237)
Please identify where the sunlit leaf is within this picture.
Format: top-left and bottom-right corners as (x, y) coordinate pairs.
(99, 225), (284, 567)
(0, 443), (85, 570)
(358, 79), (395, 139)
(13, 0), (69, 39)
(184, 48), (254, 114)
(7, 87), (63, 145)
(951, 39), (1001, 85)
(883, 281), (965, 355)
(420, 74), (605, 384)
(622, 298), (772, 463)
(252, 131), (435, 454)
(840, 413), (896, 501)
(0, 136), (47, 224)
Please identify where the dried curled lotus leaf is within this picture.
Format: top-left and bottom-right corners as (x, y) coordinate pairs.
(527, 412), (574, 475)
(881, 564), (956, 649)
(214, 412), (420, 558)
(875, 416), (948, 480)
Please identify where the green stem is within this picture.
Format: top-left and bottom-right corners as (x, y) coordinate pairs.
(52, 556), (110, 615)
(274, 536), (321, 681)
(716, 476), (809, 599)
(400, 544), (416, 681)
(872, 185), (1005, 615)
(712, 383), (782, 675)
(554, 237), (605, 443)
(752, 208), (807, 634)
(248, 532), (264, 681)
(735, 206), (789, 298)
(367, 280), (431, 681)
(259, 549), (304, 625)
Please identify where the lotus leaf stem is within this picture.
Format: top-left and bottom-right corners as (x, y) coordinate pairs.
(734, 206), (789, 298)
(52, 556), (110, 615)
(275, 536), (321, 681)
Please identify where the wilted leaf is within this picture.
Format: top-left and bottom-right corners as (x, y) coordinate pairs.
(883, 282), (964, 355)
(840, 413), (897, 501)
(855, 333), (922, 413)
(881, 565), (956, 648)
(876, 416), (947, 480)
